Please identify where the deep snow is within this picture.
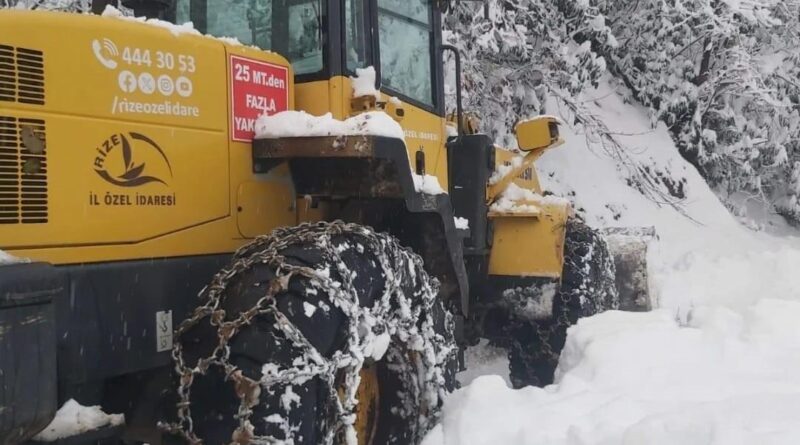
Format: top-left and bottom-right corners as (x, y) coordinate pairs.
(423, 77), (800, 445)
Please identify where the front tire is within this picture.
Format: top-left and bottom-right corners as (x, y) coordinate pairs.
(507, 217), (619, 388)
(160, 221), (456, 445)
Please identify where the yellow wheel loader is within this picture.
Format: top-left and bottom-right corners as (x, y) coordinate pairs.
(0, 1), (652, 444)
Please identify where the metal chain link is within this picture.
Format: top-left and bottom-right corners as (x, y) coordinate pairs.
(509, 222), (620, 383)
(158, 220), (456, 445)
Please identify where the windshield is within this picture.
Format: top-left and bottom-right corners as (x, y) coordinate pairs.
(377, 0), (434, 107)
(173, 0), (324, 76)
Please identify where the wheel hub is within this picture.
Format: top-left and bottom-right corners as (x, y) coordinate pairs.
(353, 363), (380, 445)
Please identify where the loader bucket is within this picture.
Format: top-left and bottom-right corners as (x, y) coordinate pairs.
(601, 227), (657, 312)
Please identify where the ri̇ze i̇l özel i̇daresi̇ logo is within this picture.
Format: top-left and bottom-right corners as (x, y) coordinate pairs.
(94, 132), (173, 187)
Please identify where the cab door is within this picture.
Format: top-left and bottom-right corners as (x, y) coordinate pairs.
(341, 0), (449, 188)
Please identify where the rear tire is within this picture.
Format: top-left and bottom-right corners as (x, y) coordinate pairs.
(160, 221), (456, 445)
(507, 217), (619, 388)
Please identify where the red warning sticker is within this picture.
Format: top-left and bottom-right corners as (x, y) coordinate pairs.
(229, 55), (289, 142)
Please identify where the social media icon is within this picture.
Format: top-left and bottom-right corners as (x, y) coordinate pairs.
(118, 70), (137, 93)
(157, 75), (174, 96)
(138, 72), (155, 95)
(175, 76), (193, 98)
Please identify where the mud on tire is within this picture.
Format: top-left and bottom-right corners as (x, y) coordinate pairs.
(159, 221), (457, 445)
(507, 217), (619, 388)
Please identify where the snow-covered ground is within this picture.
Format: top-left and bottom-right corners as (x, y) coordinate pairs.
(456, 339), (510, 387)
(32, 399), (123, 442)
(423, 77), (800, 445)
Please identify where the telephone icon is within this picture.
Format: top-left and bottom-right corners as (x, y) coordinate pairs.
(92, 38), (119, 70)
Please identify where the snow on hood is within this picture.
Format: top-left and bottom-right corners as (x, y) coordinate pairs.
(454, 217), (470, 230)
(413, 174), (446, 195)
(516, 114), (565, 126)
(488, 153), (523, 185)
(255, 110), (404, 140)
(100, 5), (260, 49)
(351, 66), (381, 100)
(101, 4), (199, 37)
(0, 250), (28, 265)
(490, 183), (569, 214)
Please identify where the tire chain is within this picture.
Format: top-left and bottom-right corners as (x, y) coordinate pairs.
(508, 221), (619, 387)
(159, 220), (456, 445)
(526, 283), (573, 372)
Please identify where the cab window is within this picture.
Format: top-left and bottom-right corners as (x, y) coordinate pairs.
(344, 0), (369, 73)
(377, 0), (434, 107)
(286, 1), (324, 75)
(174, 0), (324, 76)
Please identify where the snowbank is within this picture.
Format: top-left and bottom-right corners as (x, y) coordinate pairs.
(534, 76), (800, 314)
(255, 111), (404, 140)
(428, 303), (800, 445)
(32, 399), (124, 441)
(427, 76), (800, 445)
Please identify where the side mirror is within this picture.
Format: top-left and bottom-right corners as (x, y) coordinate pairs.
(515, 116), (564, 153)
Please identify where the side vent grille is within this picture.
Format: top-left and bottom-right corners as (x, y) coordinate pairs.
(0, 45), (45, 105)
(0, 116), (48, 224)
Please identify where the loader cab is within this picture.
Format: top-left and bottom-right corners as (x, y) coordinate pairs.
(137, 0), (451, 187)
(152, 0), (446, 115)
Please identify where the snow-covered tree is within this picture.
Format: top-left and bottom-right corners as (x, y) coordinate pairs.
(2, 0), (132, 13)
(2, 0), (90, 10)
(446, 0), (800, 226)
(442, 1), (688, 209)
(443, 0), (615, 147)
(603, 0), (800, 224)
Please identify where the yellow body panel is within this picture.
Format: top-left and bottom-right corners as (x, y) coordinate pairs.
(295, 79), (336, 119)
(236, 179), (295, 238)
(490, 139), (572, 278)
(398, 99), (449, 191)
(488, 201), (569, 278)
(0, 11), (296, 265)
(1, 10), (565, 281)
